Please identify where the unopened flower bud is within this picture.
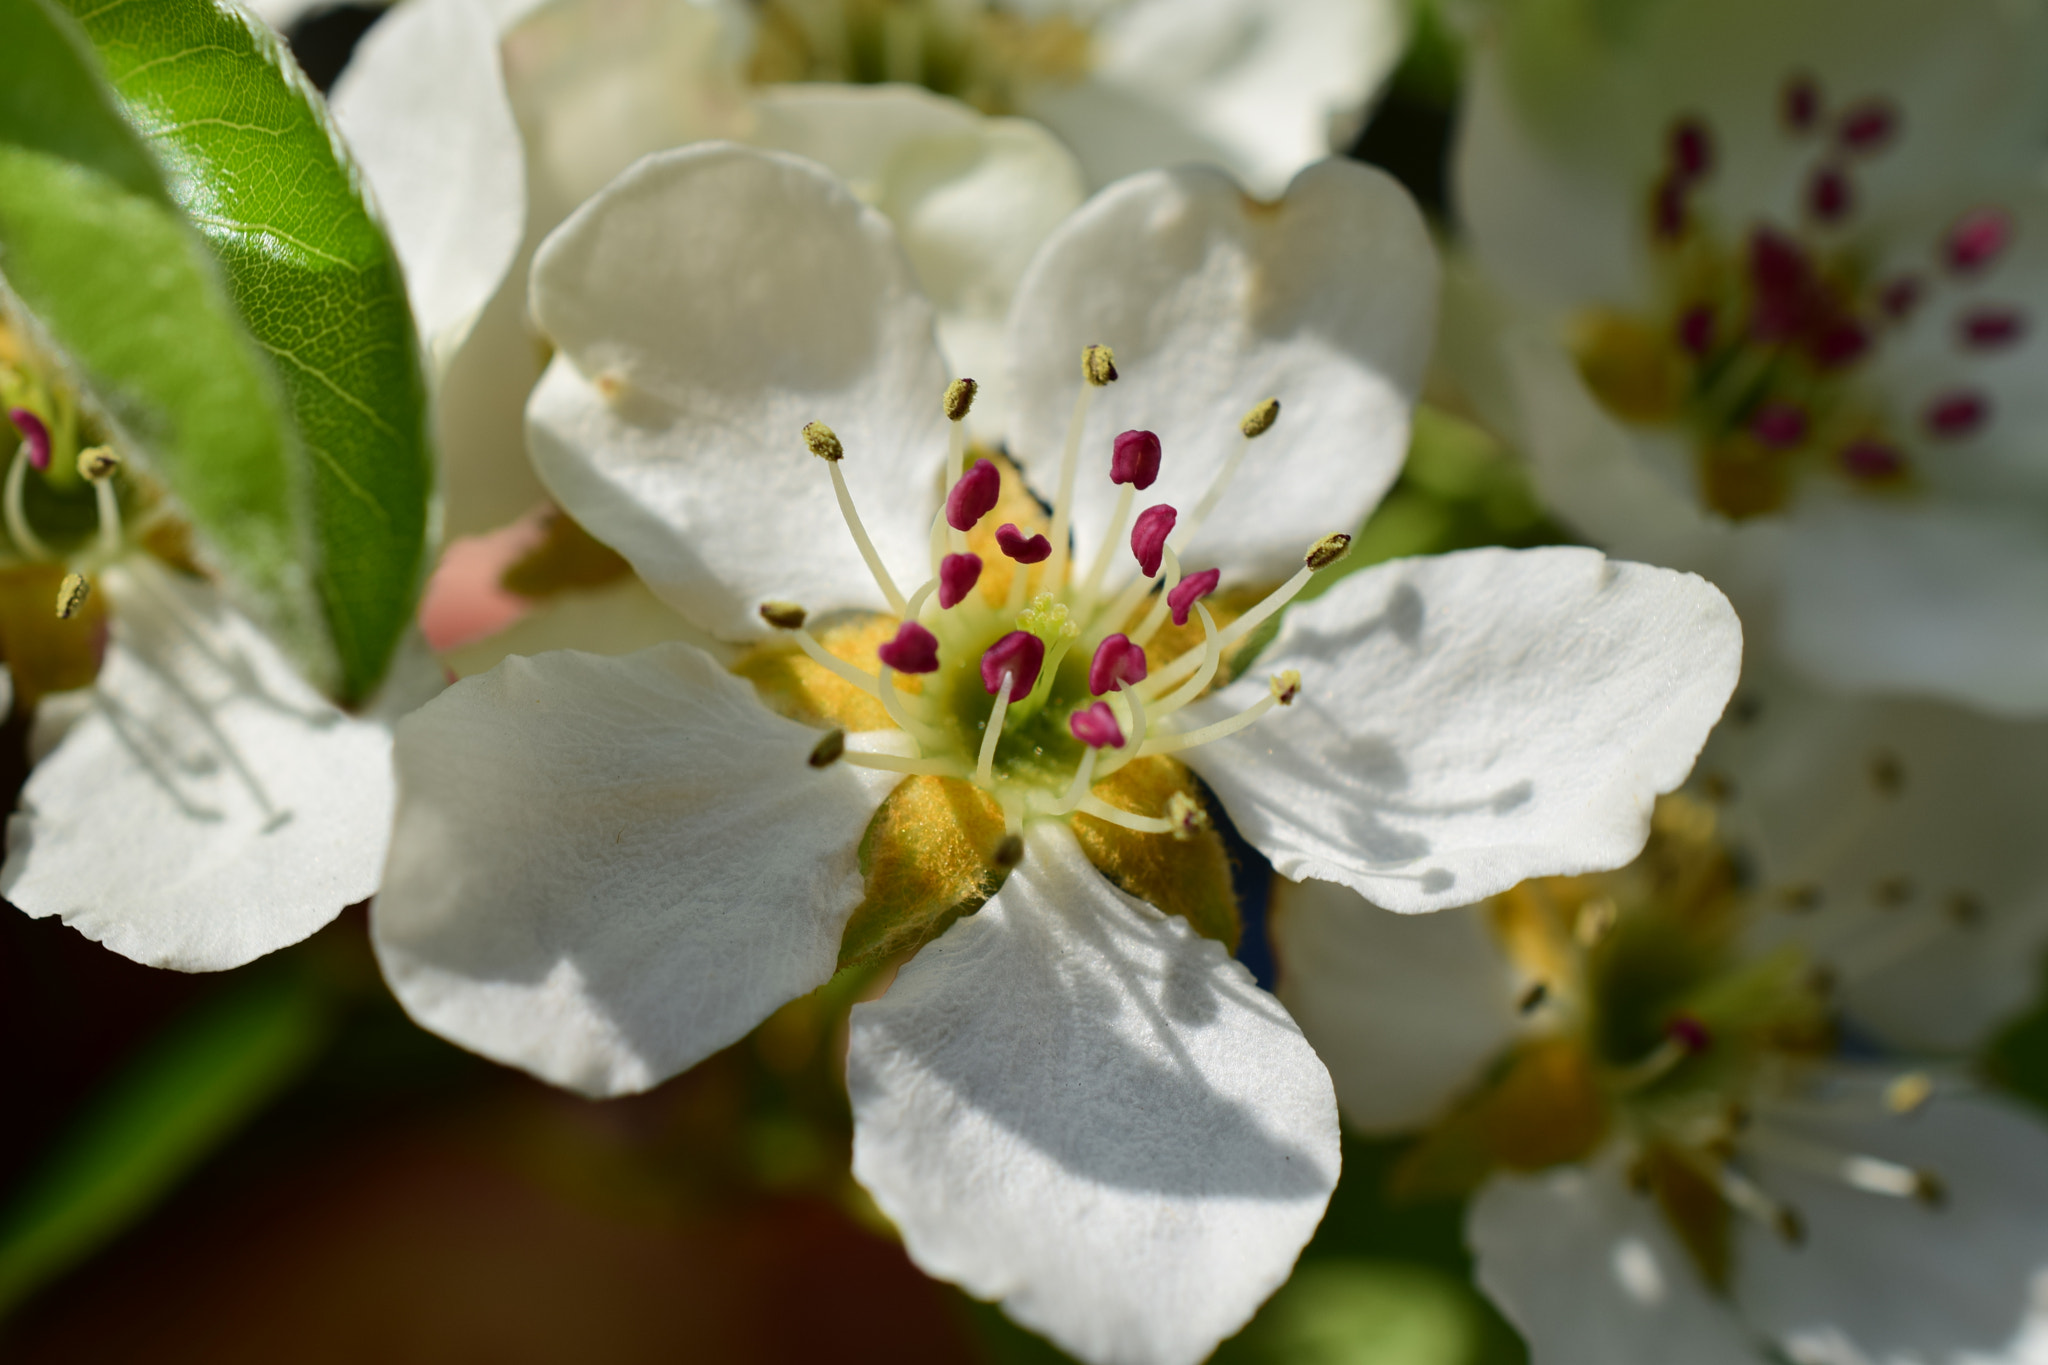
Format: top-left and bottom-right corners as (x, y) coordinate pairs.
(759, 600), (808, 630)
(943, 378), (978, 422)
(55, 572), (90, 620)
(1305, 532), (1352, 571)
(1240, 398), (1280, 439)
(76, 445), (120, 482)
(808, 728), (847, 768)
(802, 420), (843, 462)
(1083, 344), (1118, 387)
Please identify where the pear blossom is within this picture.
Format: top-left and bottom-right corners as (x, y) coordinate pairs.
(1275, 661), (2048, 1365)
(369, 144), (1739, 1364)
(1446, 0), (2048, 714)
(0, 358), (410, 972)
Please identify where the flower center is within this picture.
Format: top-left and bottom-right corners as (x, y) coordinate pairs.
(1572, 73), (2022, 519)
(759, 352), (1341, 854)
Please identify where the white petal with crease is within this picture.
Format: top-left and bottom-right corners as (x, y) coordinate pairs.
(1180, 547), (1741, 913)
(849, 821), (1338, 1365)
(372, 643), (899, 1097)
(1005, 158), (1434, 592)
(4, 565), (396, 972)
(528, 145), (950, 639)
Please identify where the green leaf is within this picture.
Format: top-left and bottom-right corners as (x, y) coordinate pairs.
(0, 0), (322, 676)
(0, 971), (328, 1318)
(58, 0), (434, 703)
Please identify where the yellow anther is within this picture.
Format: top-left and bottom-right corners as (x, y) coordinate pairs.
(1884, 1071), (1934, 1115)
(55, 572), (89, 620)
(808, 728), (847, 768)
(76, 445), (120, 482)
(1083, 344), (1118, 387)
(992, 833), (1025, 871)
(1269, 670), (1301, 705)
(1166, 790), (1208, 841)
(943, 378), (978, 422)
(1575, 896), (1618, 946)
(1240, 398), (1281, 439)
(1305, 533), (1353, 571)
(802, 421), (844, 462)
(759, 600), (808, 630)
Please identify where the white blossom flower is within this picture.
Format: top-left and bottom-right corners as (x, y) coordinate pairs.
(368, 145), (1739, 1364)
(0, 386), (414, 972)
(1275, 661), (2048, 1365)
(1445, 0), (2048, 714)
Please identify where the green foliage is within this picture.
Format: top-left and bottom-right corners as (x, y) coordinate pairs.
(58, 0), (433, 703)
(0, 971), (329, 1318)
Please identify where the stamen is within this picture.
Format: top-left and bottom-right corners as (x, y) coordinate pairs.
(1878, 276), (1922, 320)
(995, 523), (1051, 563)
(4, 440), (52, 562)
(980, 630), (1046, 699)
(787, 627), (885, 701)
(1808, 166), (1852, 223)
(943, 379), (977, 552)
(1709, 1160), (1805, 1244)
(1073, 794), (1174, 835)
(992, 833), (1026, 871)
(1141, 666), (1294, 756)
(1139, 534), (1344, 698)
(1150, 601), (1222, 717)
(1809, 319), (1870, 369)
(1166, 791), (1208, 840)
(938, 553), (982, 609)
(1087, 634), (1148, 696)
(7, 408), (49, 471)
(1517, 981), (1550, 1014)
(1746, 1128), (1944, 1206)
(1040, 747), (1101, 817)
(1946, 208), (2012, 274)
(1676, 306), (1716, 356)
(976, 673), (1016, 788)
(76, 445), (119, 481)
(1652, 175), (1689, 242)
(1884, 1071), (1934, 1115)
(1047, 346), (1117, 592)
(1836, 100), (1898, 153)
(1668, 117), (1712, 182)
(1839, 440), (1906, 481)
(1750, 401), (1809, 448)
(1127, 547), (1183, 647)
(1109, 429), (1161, 489)
(807, 422), (908, 614)
(1092, 687), (1150, 782)
(1961, 307), (2027, 349)
(760, 600), (808, 630)
(876, 621), (939, 674)
(1168, 569), (1221, 627)
(1069, 701), (1124, 750)
(1749, 228), (1815, 340)
(946, 457), (1002, 532)
(1924, 390), (1989, 438)
(809, 729), (846, 768)
(1782, 73), (1821, 132)
(1611, 1016), (1709, 1091)
(1170, 398), (1279, 556)
(54, 572), (89, 621)
(1131, 504), (1177, 577)
(846, 751), (972, 778)
(943, 377), (978, 424)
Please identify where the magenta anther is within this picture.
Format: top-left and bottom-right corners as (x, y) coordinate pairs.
(1130, 505), (1177, 578)
(7, 408), (49, 471)
(1110, 429), (1162, 490)
(1167, 568), (1221, 626)
(1668, 117), (1712, 182)
(980, 631), (1045, 696)
(1782, 74), (1821, 132)
(1947, 208), (2013, 275)
(1808, 166), (1852, 223)
(1961, 308), (2027, 349)
(1878, 276), (1922, 320)
(1069, 702), (1125, 751)
(1087, 634), (1148, 696)
(1836, 99), (1898, 152)
(1839, 440), (1905, 480)
(1666, 1015), (1712, 1054)
(1676, 306), (1716, 356)
(877, 621), (940, 674)
(946, 457), (1002, 532)
(1925, 390), (1989, 438)
(938, 553), (982, 609)
(995, 522), (1051, 564)
(1750, 401), (1809, 449)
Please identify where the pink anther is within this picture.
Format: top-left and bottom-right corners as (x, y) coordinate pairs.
(1676, 306), (1716, 356)
(7, 408), (49, 471)
(1668, 118), (1713, 182)
(1666, 1015), (1712, 1054)
(1947, 208), (2013, 275)
(1808, 166), (1852, 223)
(981, 630), (1045, 696)
(1110, 429), (1162, 490)
(1839, 440), (1905, 480)
(1069, 701), (1125, 751)
(995, 522), (1051, 564)
(1088, 634), (1149, 696)
(1782, 74), (1821, 132)
(1961, 307), (2027, 349)
(1925, 390), (1989, 437)
(1809, 318), (1870, 369)
(1750, 401), (1809, 449)
(877, 621), (940, 674)
(1748, 228), (1815, 340)
(939, 553), (983, 609)
(1167, 568), (1222, 627)
(1836, 99), (1898, 152)
(1878, 276), (1923, 320)
(1130, 504), (1177, 578)
(946, 457), (1002, 532)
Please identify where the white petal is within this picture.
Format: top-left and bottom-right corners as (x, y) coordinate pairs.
(527, 145), (950, 639)
(1272, 881), (1520, 1132)
(1005, 158), (1435, 592)
(3, 566), (396, 972)
(848, 820), (1338, 1365)
(1781, 497), (2048, 717)
(1025, 0), (1407, 198)
(331, 0), (527, 357)
(442, 576), (724, 680)
(434, 250), (551, 537)
(1738, 1087), (2048, 1365)
(1702, 660), (2048, 1053)
(747, 83), (1085, 438)
(1469, 1160), (1760, 1365)
(1180, 546), (1742, 913)
(371, 643), (899, 1097)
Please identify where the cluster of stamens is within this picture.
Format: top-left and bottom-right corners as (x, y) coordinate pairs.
(1580, 71), (2026, 517)
(767, 347), (1345, 860)
(3, 398), (130, 619)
